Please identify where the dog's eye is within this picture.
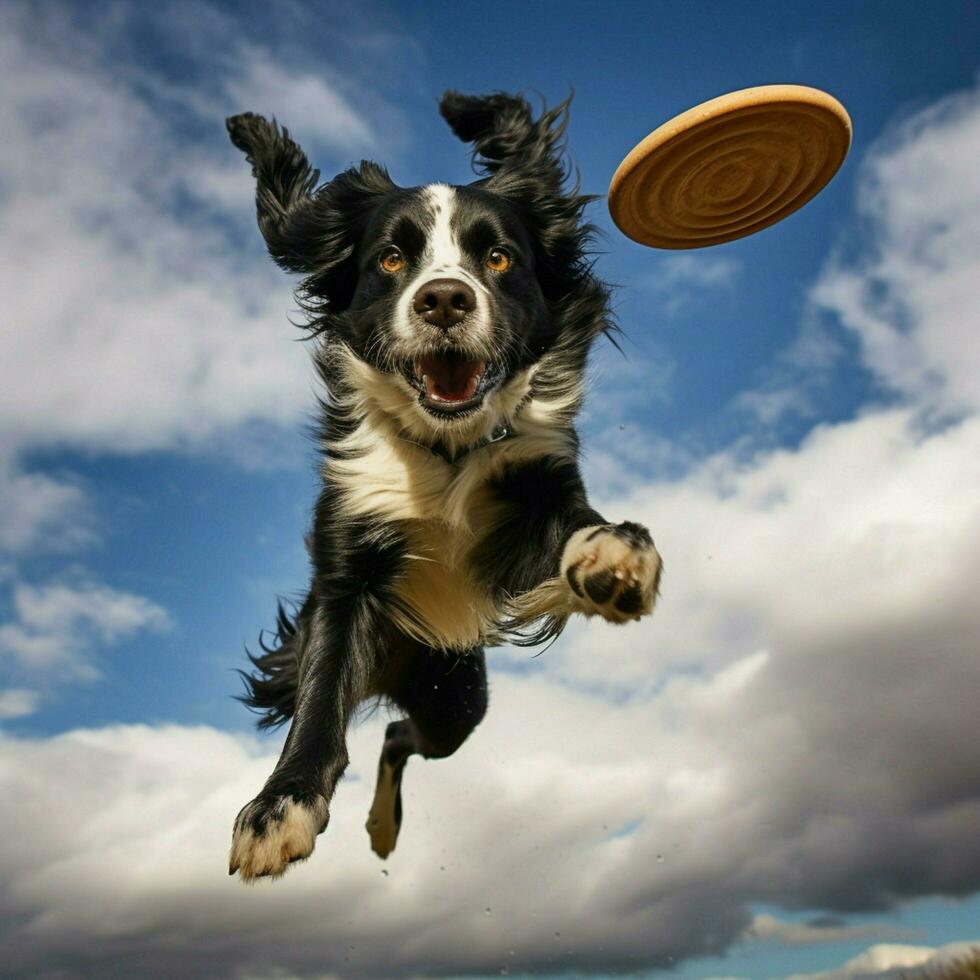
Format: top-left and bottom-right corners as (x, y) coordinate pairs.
(485, 248), (511, 273)
(380, 248), (406, 273)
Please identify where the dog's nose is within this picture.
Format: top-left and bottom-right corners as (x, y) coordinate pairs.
(412, 278), (477, 330)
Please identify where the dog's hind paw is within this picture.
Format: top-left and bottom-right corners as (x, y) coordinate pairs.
(366, 758), (403, 860)
(561, 522), (662, 623)
(229, 792), (328, 881)
(366, 796), (400, 860)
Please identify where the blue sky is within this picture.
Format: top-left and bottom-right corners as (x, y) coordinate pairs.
(1, 2), (978, 978)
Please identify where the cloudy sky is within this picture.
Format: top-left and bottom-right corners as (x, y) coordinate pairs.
(1, 1), (978, 978)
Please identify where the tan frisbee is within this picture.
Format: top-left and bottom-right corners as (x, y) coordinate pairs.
(608, 84), (852, 249)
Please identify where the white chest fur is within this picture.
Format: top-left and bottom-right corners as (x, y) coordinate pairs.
(326, 419), (505, 651)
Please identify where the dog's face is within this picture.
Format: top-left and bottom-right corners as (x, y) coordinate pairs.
(228, 91), (608, 443)
(344, 182), (552, 421)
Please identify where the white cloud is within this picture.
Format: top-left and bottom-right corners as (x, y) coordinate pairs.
(653, 253), (741, 289)
(547, 405), (980, 696)
(0, 688), (38, 720)
(0, 580), (170, 678)
(0, 17), (310, 455)
(0, 1), (389, 691)
(736, 81), (980, 432)
(0, 450), (92, 554)
(0, 3), (396, 459)
(782, 940), (980, 980)
(0, 641), (976, 979)
(811, 84), (980, 415)
(744, 913), (913, 948)
(225, 46), (376, 154)
(804, 944), (934, 978)
(732, 312), (844, 427)
(641, 253), (742, 316)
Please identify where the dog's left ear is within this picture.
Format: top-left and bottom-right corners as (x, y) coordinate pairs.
(440, 90), (598, 301)
(439, 90), (568, 191)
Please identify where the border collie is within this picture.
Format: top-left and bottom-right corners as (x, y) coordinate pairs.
(226, 90), (662, 880)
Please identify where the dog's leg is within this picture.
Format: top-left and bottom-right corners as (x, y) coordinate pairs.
(477, 459), (662, 636)
(510, 520), (662, 631)
(229, 601), (378, 881)
(365, 719), (416, 859)
(366, 647), (487, 858)
(560, 521), (663, 622)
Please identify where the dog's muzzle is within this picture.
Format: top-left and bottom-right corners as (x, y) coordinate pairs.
(407, 352), (504, 417)
(412, 278), (477, 332)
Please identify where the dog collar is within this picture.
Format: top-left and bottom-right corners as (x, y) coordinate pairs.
(427, 421), (512, 464)
(404, 393), (532, 465)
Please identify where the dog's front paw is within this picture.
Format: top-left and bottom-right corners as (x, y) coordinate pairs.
(561, 522), (662, 623)
(229, 791), (328, 881)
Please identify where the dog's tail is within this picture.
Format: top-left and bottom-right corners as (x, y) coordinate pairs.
(236, 599), (306, 730)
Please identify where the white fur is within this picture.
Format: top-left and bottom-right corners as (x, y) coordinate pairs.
(510, 525), (662, 627)
(561, 525), (662, 622)
(229, 795), (328, 881)
(322, 343), (582, 650)
(392, 185), (493, 353)
(423, 184), (463, 273)
(326, 341), (579, 462)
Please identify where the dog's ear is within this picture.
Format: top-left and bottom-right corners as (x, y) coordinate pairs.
(226, 112), (321, 274)
(440, 91), (596, 301)
(227, 112), (396, 318)
(439, 92), (537, 169)
(295, 161), (395, 316)
(439, 90), (570, 187)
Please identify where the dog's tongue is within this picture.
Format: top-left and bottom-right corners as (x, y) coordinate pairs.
(420, 355), (485, 403)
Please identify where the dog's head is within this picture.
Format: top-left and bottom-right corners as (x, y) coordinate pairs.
(227, 91), (610, 448)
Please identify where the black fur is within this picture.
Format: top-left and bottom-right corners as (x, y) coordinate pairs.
(226, 90), (657, 879)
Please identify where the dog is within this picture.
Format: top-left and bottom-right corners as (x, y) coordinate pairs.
(225, 90), (663, 881)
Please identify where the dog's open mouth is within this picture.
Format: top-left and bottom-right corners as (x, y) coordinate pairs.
(409, 353), (503, 416)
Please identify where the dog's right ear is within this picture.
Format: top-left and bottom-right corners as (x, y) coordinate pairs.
(227, 112), (397, 318)
(226, 112), (321, 274)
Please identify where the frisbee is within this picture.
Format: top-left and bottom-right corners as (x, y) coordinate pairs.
(608, 84), (851, 249)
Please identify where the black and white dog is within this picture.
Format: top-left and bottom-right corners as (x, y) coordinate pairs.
(226, 90), (662, 881)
